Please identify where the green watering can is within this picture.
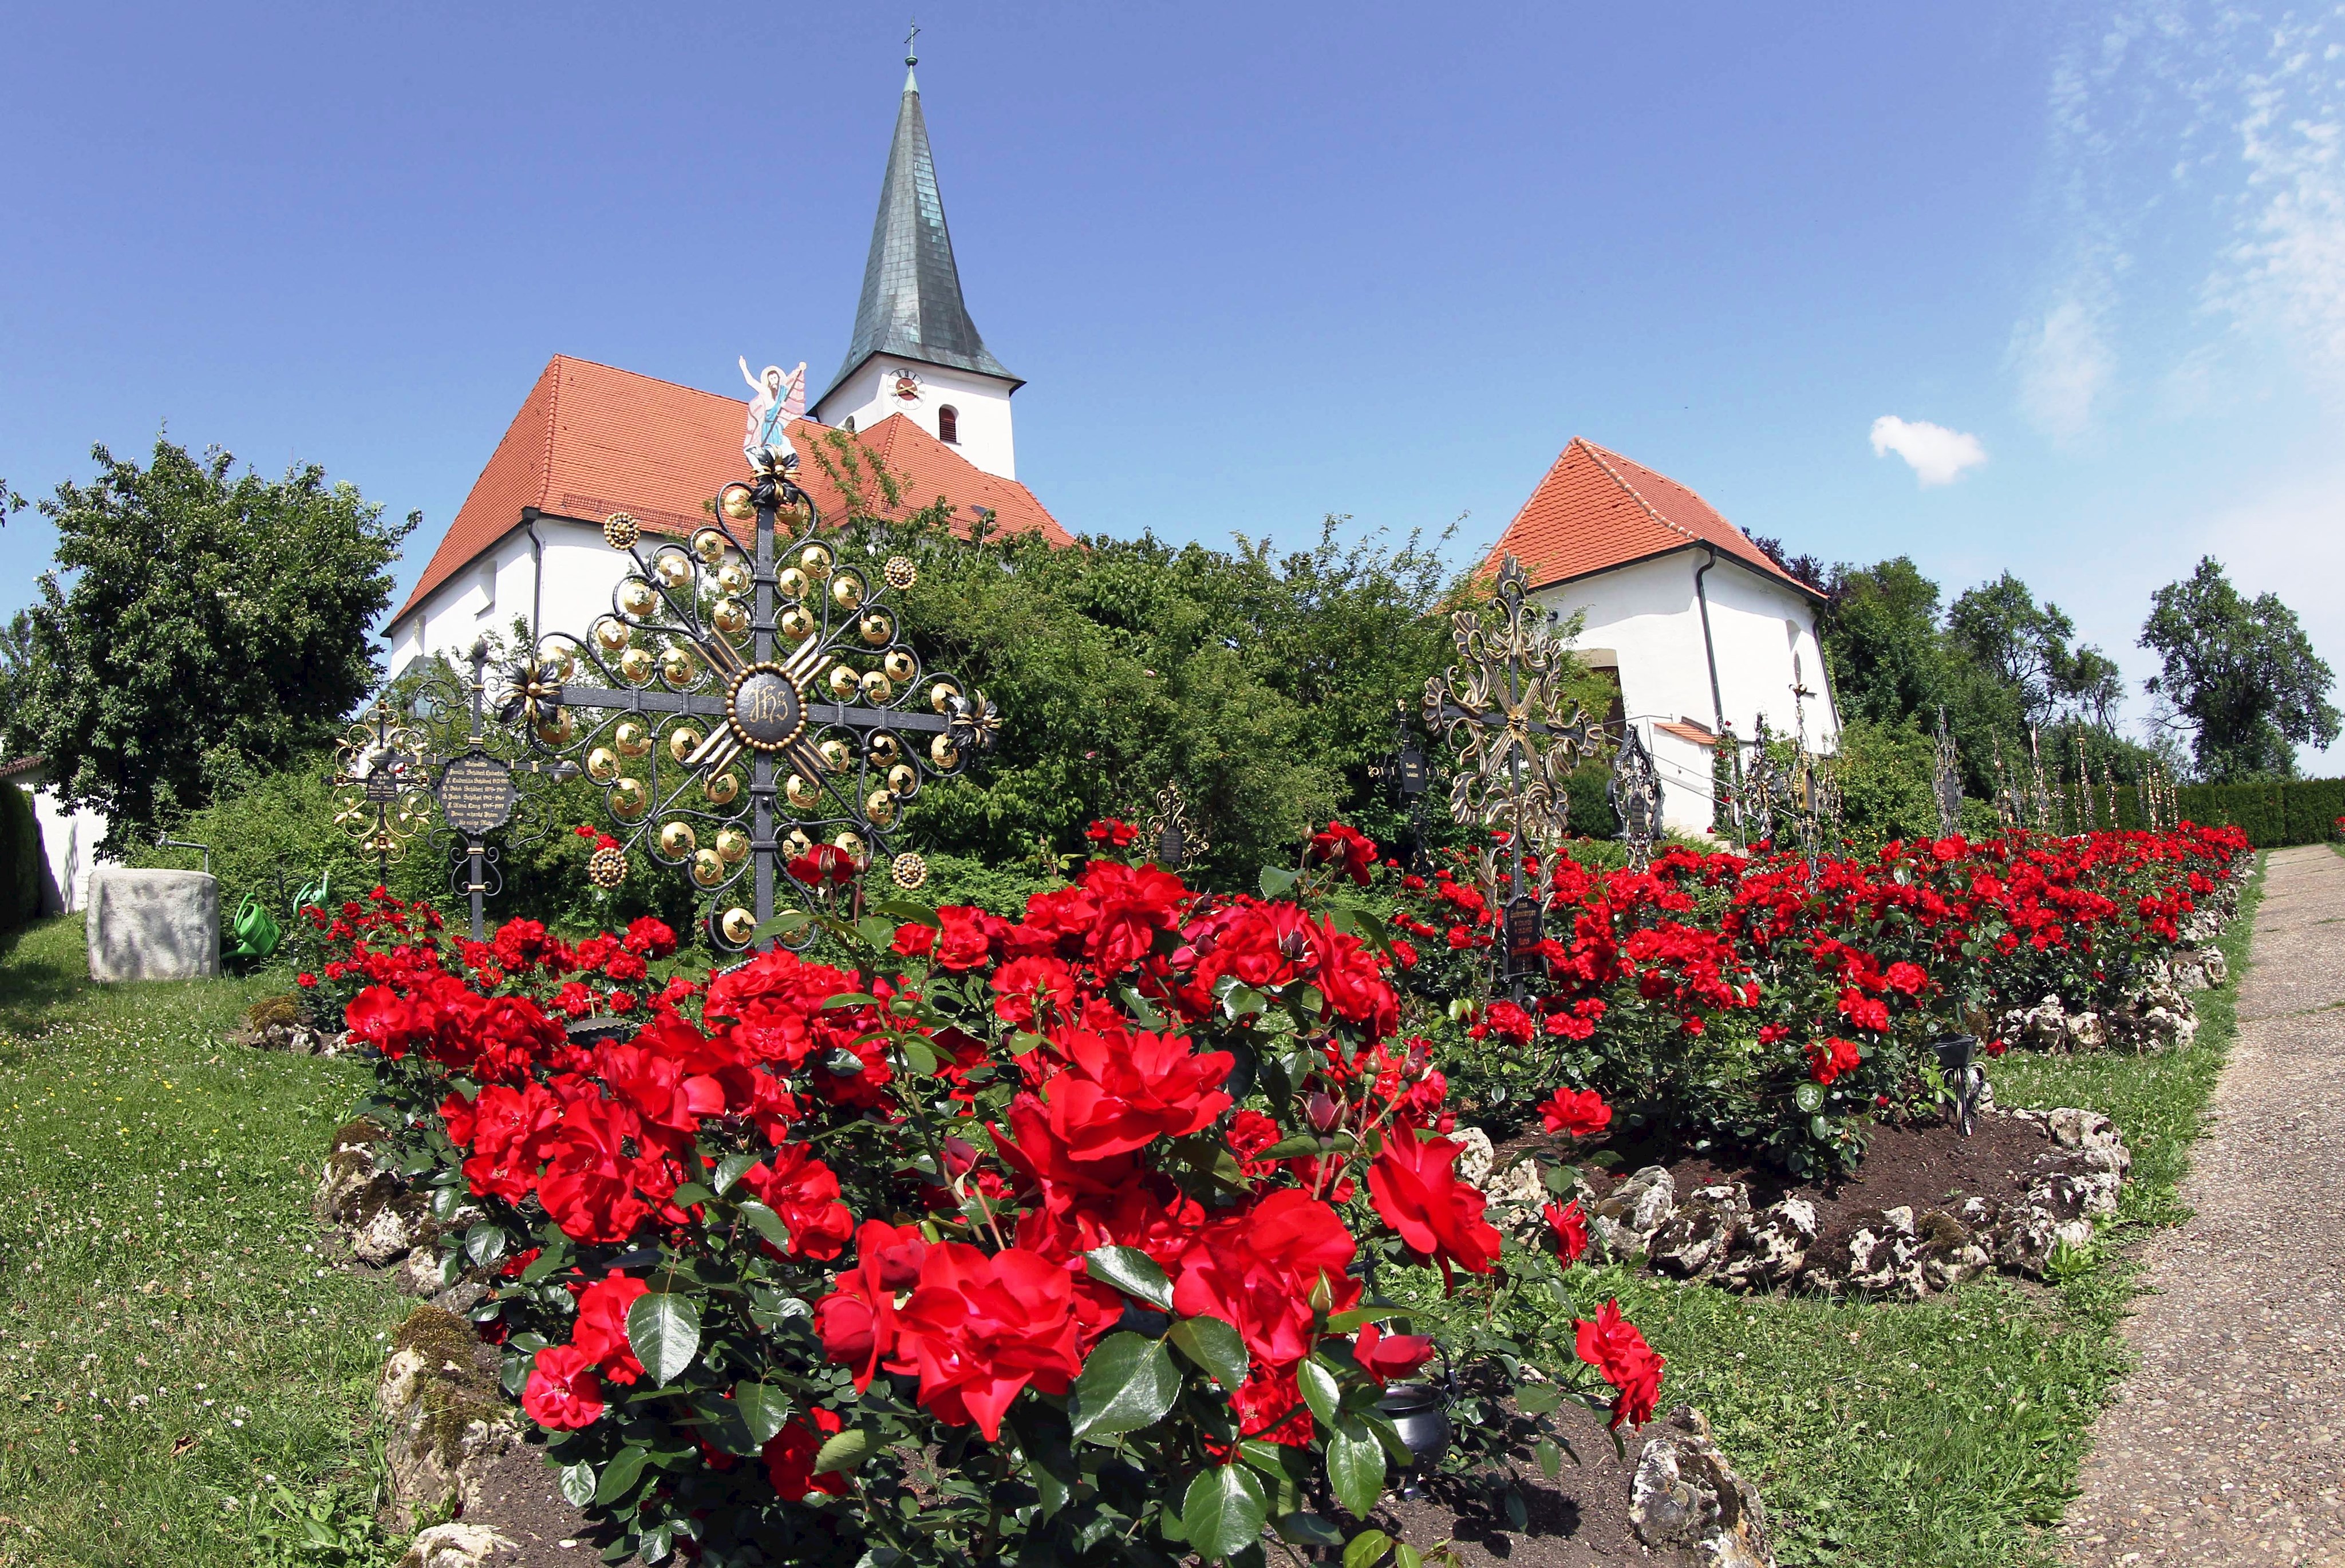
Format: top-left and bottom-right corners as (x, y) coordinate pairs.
(228, 894), (282, 962)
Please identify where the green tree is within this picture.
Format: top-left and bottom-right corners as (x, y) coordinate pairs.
(2140, 556), (2339, 780)
(12, 439), (417, 851)
(1947, 572), (2119, 730)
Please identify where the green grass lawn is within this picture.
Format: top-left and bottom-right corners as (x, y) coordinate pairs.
(0, 918), (410, 1567)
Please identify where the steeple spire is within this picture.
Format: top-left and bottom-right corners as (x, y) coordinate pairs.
(816, 48), (1017, 409)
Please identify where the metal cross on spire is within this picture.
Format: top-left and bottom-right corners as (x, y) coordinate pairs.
(1423, 554), (1607, 984)
(514, 448), (997, 951)
(905, 17), (920, 64)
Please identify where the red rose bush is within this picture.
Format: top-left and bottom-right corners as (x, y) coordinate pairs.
(331, 835), (1651, 1567)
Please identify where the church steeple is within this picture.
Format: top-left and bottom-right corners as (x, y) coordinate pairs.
(816, 47), (1017, 409)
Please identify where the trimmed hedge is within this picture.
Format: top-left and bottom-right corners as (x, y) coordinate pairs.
(2098, 776), (2345, 846)
(0, 782), (41, 936)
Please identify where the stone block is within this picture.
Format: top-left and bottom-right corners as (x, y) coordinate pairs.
(85, 868), (219, 982)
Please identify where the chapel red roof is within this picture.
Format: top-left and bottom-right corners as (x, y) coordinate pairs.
(1483, 437), (1813, 597)
(394, 355), (1071, 624)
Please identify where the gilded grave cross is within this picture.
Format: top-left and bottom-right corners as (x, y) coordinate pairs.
(513, 449), (996, 951)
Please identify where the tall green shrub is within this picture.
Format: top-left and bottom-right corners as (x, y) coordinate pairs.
(0, 782), (39, 935)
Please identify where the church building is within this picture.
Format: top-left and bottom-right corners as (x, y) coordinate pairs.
(386, 53), (1064, 678)
(1483, 438), (1838, 834)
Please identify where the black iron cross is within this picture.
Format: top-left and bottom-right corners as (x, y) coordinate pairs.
(515, 452), (994, 951)
(413, 640), (578, 941)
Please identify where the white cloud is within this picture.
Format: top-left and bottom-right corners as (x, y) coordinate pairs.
(2012, 296), (2115, 440)
(1868, 416), (1989, 485)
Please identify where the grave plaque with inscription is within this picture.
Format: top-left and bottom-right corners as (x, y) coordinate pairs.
(437, 752), (518, 837)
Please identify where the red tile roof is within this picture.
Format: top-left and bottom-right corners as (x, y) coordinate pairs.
(394, 355), (1071, 624)
(1483, 437), (1814, 597)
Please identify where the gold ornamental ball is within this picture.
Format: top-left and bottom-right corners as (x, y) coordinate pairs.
(654, 550), (695, 589)
(886, 763), (918, 797)
(799, 543), (834, 579)
(859, 610), (894, 646)
(867, 733), (901, 764)
(929, 681), (961, 714)
(617, 646), (655, 686)
(668, 725), (703, 765)
(659, 820), (697, 857)
(587, 845), (627, 889)
(891, 851), (929, 890)
(864, 789), (898, 828)
(818, 738), (853, 773)
(783, 828), (814, 859)
(694, 524), (733, 562)
(930, 734), (961, 769)
(661, 647), (697, 688)
(593, 617), (632, 653)
(544, 646), (578, 681)
(859, 670), (894, 705)
(702, 771), (742, 805)
(602, 512), (641, 551)
(716, 827), (749, 864)
(830, 572), (864, 610)
(785, 772), (821, 809)
(610, 777), (648, 819)
(717, 561), (751, 597)
(718, 485), (756, 524)
(614, 720), (652, 758)
(535, 709), (576, 745)
(883, 555), (918, 591)
(719, 906), (756, 946)
(691, 848), (725, 887)
(832, 830), (867, 864)
(882, 649), (915, 682)
(712, 598), (748, 637)
(780, 606), (815, 641)
(586, 747), (620, 784)
(618, 578), (658, 618)
(826, 664), (860, 702)
(776, 566), (808, 600)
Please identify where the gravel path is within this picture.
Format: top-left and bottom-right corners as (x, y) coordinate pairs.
(2064, 846), (2345, 1567)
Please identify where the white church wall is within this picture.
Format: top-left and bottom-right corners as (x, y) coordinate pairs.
(1534, 551), (1835, 836)
(1699, 559), (1836, 753)
(814, 360), (1017, 479)
(388, 518), (629, 681)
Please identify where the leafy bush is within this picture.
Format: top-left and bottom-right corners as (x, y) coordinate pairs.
(0, 780), (40, 936)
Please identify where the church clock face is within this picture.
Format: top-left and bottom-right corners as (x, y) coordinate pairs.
(891, 367), (922, 401)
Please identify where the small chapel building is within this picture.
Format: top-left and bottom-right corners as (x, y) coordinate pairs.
(1483, 438), (1839, 834)
(387, 54), (1064, 678)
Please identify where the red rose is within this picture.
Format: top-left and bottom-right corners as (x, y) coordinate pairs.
(622, 916), (677, 959)
(991, 955), (1079, 1030)
(1352, 1321), (1435, 1387)
(1085, 818), (1139, 848)
(815, 1219), (932, 1390)
(737, 1144), (856, 1261)
(763, 1406), (848, 1500)
(1170, 1188), (1360, 1370)
(522, 1344), (605, 1429)
(1536, 1087), (1612, 1139)
(1308, 820), (1378, 886)
(1369, 1131), (1503, 1283)
(1543, 1198), (1588, 1264)
(1574, 1300), (1664, 1429)
(295, 973), (317, 988)
(1041, 1025), (1234, 1160)
(885, 1242), (1109, 1440)
(571, 1272), (649, 1385)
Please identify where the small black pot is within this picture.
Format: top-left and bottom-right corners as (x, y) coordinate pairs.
(1378, 1382), (1452, 1473)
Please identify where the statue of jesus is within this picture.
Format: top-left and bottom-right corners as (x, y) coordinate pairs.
(739, 358), (807, 463)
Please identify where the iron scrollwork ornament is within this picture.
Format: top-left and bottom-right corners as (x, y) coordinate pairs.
(516, 447), (996, 951)
(1932, 708), (1963, 840)
(1608, 724), (1663, 871)
(331, 700), (433, 877)
(1422, 554), (1606, 986)
(411, 639), (576, 941)
(1138, 780), (1207, 871)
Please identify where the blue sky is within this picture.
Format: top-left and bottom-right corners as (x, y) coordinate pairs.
(4, 2), (2340, 760)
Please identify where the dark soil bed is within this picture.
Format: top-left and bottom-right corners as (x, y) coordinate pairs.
(1364, 1392), (1695, 1567)
(1494, 1107), (2062, 1264)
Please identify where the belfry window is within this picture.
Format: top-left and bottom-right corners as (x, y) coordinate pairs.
(938, 405), (960, 444)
